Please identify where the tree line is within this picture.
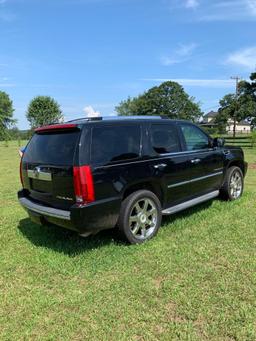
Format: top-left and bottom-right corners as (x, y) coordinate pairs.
(1, 72), (256, 140)
(0, 93), (63, 141)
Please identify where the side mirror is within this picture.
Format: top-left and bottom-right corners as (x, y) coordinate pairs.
(212, 137), (225, 148)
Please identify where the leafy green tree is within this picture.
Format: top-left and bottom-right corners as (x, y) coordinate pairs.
(26, 96), (63, 128)
(0, 91), (15, 139)
(116, 81), (202, 121)
(7, 126), (20, 140)
(216, 92), (256, 137)
(238, 72), (256, 127)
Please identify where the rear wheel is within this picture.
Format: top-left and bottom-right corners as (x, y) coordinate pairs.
(220, 166), (244, 200)
(117, 190), (162, 244)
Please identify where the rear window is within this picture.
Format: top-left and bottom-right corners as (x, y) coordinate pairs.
(23, 131), (80, 165)
(91, 125), (141, 165)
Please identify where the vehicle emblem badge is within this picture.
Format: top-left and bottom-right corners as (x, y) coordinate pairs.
(33, 166), (41, 178)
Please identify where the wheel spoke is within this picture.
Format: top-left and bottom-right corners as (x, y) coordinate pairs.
(129, 215), (138, 224)
(135, 203), (142, 214)
(146, 218), (153, 227)
(131, 223), (140, 235)
(142, 199), (150, 213)
(141, 227), (146, 237)
(146, 207), (156, 217)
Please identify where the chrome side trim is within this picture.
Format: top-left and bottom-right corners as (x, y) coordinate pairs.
(94, 149), (219, 169)
(19, 197), (70, 220)
(27, 169), (52, 181)
(167, 171), (223, 189)
(162, 191), (219, 215)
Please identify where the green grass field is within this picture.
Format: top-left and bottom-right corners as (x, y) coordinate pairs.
(0, 141), (255, 341)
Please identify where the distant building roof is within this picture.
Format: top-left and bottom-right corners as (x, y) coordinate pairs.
(238, 120), (251, 126)
(204, 111), (218, 118)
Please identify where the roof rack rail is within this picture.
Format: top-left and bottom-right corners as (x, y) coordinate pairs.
(67, 117), (103, 123)
(66, 115), (169, 123)
(99, 115), (165, 120)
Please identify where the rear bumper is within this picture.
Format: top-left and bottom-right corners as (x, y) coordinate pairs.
(18, 190), (121, 234)
(19, 197), (71, 220)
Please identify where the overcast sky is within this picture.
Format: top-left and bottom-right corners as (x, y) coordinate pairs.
(1, 0), (256, 129)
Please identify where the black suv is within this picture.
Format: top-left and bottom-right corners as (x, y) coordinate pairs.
(18, 116), (248, 244)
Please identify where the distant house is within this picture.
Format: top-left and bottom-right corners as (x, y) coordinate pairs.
(226, 119), (251, 134)
(201, 111), (251, 134)
(202, 111), (218, 124)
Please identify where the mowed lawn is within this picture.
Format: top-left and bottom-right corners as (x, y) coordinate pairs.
(0, 141), (255, 341)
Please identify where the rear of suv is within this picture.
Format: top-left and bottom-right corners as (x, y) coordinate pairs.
(18, 116), (247, 244)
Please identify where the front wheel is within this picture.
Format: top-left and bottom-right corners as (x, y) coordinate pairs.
(220, 166), (244, 201)
(117, 190), (162, 244)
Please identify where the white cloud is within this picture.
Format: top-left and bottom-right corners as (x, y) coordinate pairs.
(226, 46), (256, 70)
(185, 0), (199, 9)
(83, 105), (101, 117)
(168, 0), (256, 21)
(198, 0), (256, 21)
(246, 0), (256, 14)
(141, 78), (235, 88)
(161, 42), (197, 66)
(0, 83), (15, 87)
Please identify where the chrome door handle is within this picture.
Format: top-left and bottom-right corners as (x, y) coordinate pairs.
(154, 163), (167, 169)
(191, 158), (201, 164)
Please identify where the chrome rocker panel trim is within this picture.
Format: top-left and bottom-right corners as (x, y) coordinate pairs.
(168, 171), (223, 189)
(19, 197), (71, 220)
(162, 190), (219, 215)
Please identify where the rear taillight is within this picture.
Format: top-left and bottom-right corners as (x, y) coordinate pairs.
(20, 157), (24, 187)
(73, 165), (95, 205)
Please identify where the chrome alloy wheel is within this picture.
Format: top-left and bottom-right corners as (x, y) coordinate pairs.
(230, 170), (243, 199)
(129, 198), (158, 240)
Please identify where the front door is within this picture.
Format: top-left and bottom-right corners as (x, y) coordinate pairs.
(178, 123), (224, 198)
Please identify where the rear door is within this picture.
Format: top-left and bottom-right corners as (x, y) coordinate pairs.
(22, 127), (81, 210)
(178, 122), (224, 197)
(89, 123), (143, 201)
(148, 122), (191, 208)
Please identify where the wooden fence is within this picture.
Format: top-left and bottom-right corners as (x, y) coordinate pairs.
(224, 136), (253, 148)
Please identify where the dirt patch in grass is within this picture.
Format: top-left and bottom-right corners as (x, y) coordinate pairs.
(249, 163), (256, 169)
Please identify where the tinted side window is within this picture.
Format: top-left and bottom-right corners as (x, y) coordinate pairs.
(91, 125), (141, 165)
(150, 124), (181, 154)
(180, 124), (209, 151)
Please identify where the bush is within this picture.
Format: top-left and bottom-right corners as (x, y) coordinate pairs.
(251, 130), (256, 147)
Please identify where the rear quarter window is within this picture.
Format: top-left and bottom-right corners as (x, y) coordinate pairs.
(23, 130), (80, 166)
(91, 125), (141, 165)
(150, 123), (181, 154)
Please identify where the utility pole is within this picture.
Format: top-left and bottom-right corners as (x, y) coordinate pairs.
(230, 76), (241, 138)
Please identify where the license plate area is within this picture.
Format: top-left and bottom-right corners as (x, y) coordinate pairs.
(30, 178), (53, 192)
(27, 169), (52, 181)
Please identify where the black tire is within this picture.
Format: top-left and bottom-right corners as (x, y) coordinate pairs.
(117, 190), (162, 244)
(220, 166), (244, 201)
